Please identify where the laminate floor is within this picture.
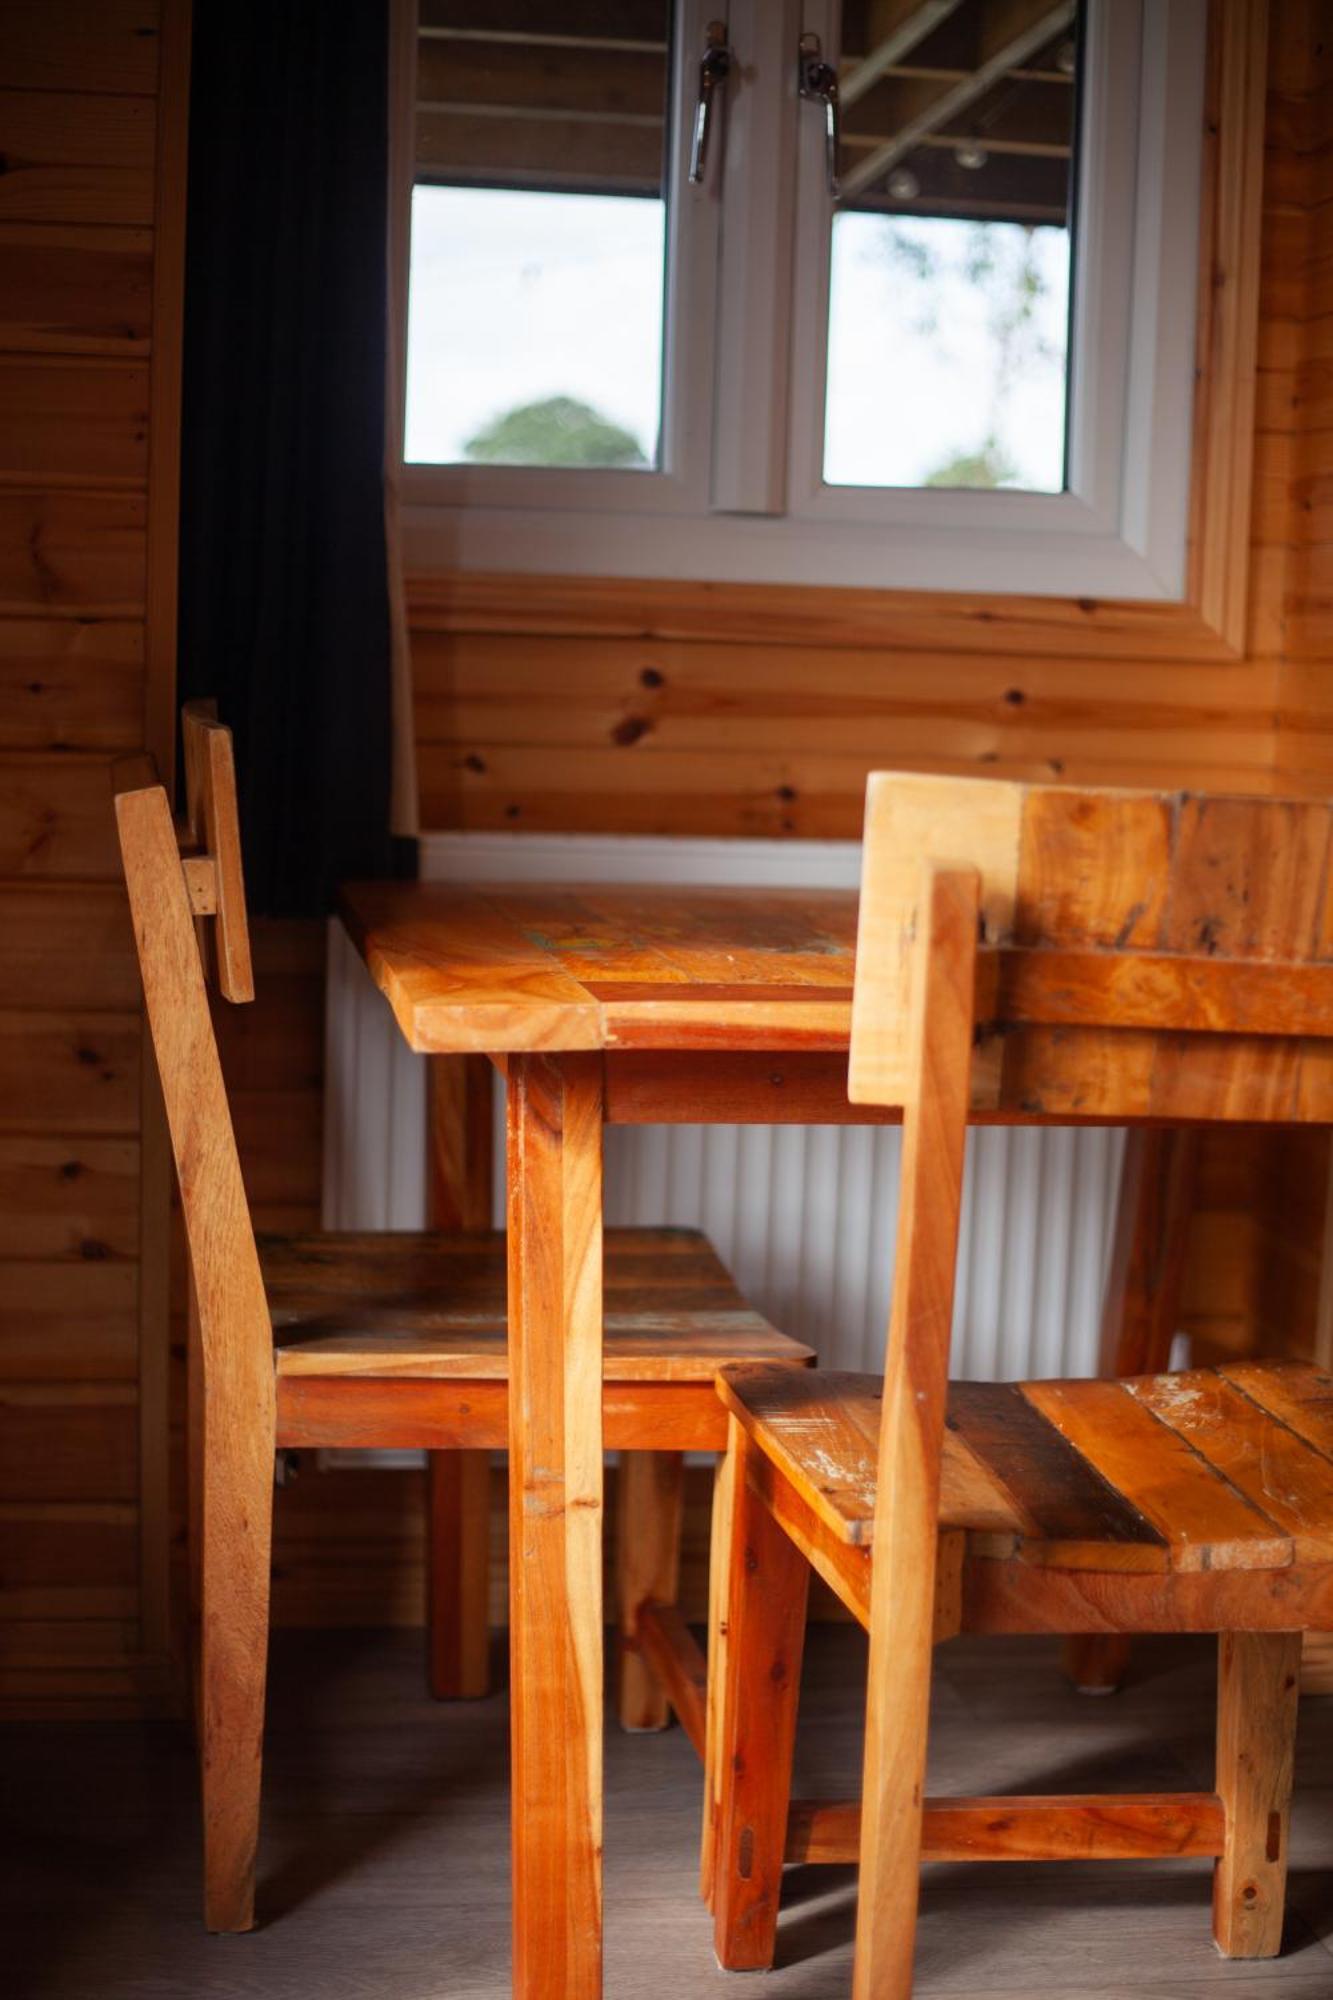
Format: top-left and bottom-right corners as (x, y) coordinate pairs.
(4, 1629), (1332, 1999)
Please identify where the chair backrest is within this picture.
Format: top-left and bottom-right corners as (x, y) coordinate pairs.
(849, 774), (1333, 1636)
(851, 773), (1333, 1124)
(180, 698), (254, 1002)
(115, 768), (273, 1430)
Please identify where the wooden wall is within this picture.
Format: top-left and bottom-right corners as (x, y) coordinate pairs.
(1273, 6), (1333, 1709)
(1245, 1), (1333, 1373)
(1275, 5), (1333, 797)
(0, 0), (187, 1714)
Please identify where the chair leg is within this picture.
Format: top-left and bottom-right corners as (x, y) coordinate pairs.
(428, 1450), (492, 1699)
(1062, 1633), (1133, 1694)
(186, 1280), (204, 1734)
(712, 1424), (809, 1972)
(1213, 1630), (1303, 1958)
(852, 1514), (941, 1997)
(616, 1449), (684, 1731)
(700, 1443), (733, 1909)
(199, 1427), (273, 1933)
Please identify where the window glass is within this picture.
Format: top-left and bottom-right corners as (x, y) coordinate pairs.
(405, 2), (673, 469)
(825, 0), (1081, 492)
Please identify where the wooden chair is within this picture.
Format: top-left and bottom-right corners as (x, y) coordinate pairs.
(117, 730), (813, 1933)
(706, 774), (1333, 1997)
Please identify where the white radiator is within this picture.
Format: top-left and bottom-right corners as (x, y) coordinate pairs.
(324, 834), (1126, 1382)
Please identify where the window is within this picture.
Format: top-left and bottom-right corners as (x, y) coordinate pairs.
(405, 3), (674, 469)
(402, 0), (1206, 599)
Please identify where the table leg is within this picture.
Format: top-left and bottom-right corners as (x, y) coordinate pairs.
(426, 1055), (495, 1699)
(507, 1052), (604, 1999)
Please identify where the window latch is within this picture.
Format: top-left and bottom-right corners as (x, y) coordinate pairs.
(689, 20), (732, 186)
(798, 31), (840, 198)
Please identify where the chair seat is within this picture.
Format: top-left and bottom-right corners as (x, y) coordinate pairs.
(264, 1226), (813, 1380)
(717, 1359), (1333, 1575)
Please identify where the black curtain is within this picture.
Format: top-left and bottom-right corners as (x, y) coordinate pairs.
(178, 0), (397, 917)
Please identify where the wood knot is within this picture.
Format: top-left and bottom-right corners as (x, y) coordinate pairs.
(612, 715), (652, 747)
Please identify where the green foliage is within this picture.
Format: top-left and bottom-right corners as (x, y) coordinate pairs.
(923, 438), (1019, 489)
(874, 218), (1063, 483)
(463, 395), (648, 468)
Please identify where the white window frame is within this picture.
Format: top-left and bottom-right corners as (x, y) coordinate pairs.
(400, 0), (1207, 601)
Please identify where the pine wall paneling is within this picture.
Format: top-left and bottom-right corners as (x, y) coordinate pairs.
(1271, 1), (1333, 1695)
(0, 0), (188, 1716)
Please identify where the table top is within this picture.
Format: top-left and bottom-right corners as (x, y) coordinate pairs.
(340, 881), (860, 1054)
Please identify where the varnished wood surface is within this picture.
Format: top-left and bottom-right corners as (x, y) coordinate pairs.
(785, 1791), (1229, 1867)
(180, 697), (252, 1002)
(7, 1626), (1333, 1999)
(849, 863), (981, 1997)
(341, 879), (860, 1055)
(116, 777), (274, 1931)
(265, 1226), (811, 1379)
(273, 1375), (735, 1455)
(711, 1420), (811, 1970)
(343, 823), (1333, 1121)
(424, 1051), (494, 1700)
(717, 1359), (1333, 1581)
(504, 1051), (605, 1998)
(850, 775), (1333, 1120)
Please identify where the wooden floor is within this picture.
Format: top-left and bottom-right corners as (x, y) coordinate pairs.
(5, 1629), (1333, 1999)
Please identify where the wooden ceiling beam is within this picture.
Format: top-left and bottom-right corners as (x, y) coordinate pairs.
(416, 38), (667, 119)
(840, 0), (1076, 201)
(418, 0), (666, 45)
(849, 67), (1073, 150)
(841, 0), (967, 109)
(416, 108), (662, 194)
(843, 142), (1071, 222)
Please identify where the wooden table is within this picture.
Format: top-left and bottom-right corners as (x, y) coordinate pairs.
(340, 879), (898, 2000)
(338, 878), (1197, 1997)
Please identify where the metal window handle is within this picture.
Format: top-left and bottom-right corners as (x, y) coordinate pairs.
(689, 20), (732, 186)
(798, 31), (840, 197)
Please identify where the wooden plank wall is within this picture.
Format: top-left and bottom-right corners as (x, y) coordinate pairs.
(1264, 7), (1333, 1376)
(1265, 13), (1333, 1692)
(0, 0), (186, 1714)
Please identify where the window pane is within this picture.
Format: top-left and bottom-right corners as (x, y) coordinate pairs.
(405, 2), (672, 469)
(825, 1), (1081, 493)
